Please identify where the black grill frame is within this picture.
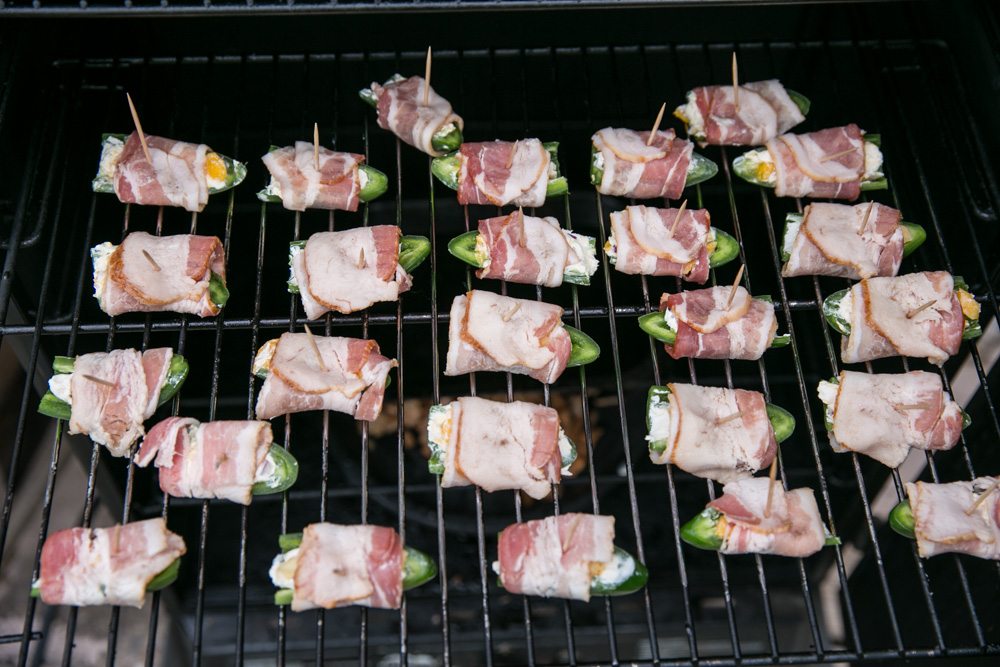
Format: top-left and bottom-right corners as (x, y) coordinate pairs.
(0, 11), (999, 665)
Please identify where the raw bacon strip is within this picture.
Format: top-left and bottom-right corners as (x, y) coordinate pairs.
(650, 383), (776, 484)
(255, 333), (396, 422)
(496, 513), (615, 602)
(476, 213), (574, 288)
(840, 271), (963, 366)
(690, 80), (805, 146)
(824, 370), (964, 468)
(67, 348), (174, 457)
(593, 128), (693, 200)
(458, 140), (550, 207)
(291, 523), (404, 610)
(38, 518), (186, 607)
(444, 290), (572, 384)
(609, 205), (712, 283)
(441, 397), (562, 500)
(783, 203), (904, 279)
(371, 76), (463, 157)
(261, 143), (364, 211)
(707, 478), (826, 557)
(906, 478), (1000, 560)
(660, 287), (777, 360)
(98, 232), (226, 317)
(113, 132), (209, 212)
(766, 124), (865, 200)
(135, 417), (274, 505)
(292, 227), (412, 318)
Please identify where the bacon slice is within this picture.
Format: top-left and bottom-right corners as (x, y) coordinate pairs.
(690, 80), (805, 146)
(255, 333), (396, 422)
(291, 523), (404, 611)
(476, 213), (574, 288)
(113, 132), (210, 212)
(444, 291), (571, 384)
(440, 397), (562, 500)
(906, 478), (1000, 560)
(783, 202), (903, 279)
(291, 227), (412, 318)
(39, 518), (186, 607)
(840, 271), (963, 366)
(609, 205), (712, 283)
(496, 513), (615, 601)
(371, 76), (464, 157)
(66, 348), (173, 457)
(825, 370), (964, 468)
(261, 143), (364, 211)
(707, 478), (826, 557)
(593, 128), (693, 200)
(660, 287), (777, 360)
(649, 383), (776, 484)
(135, 417), (273, 505)
(99, 232), (226, 317)
(766, 124), (865, 200)
(457, 140), (551, 207)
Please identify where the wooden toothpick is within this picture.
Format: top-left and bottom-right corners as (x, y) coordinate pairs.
(358, 248), (367, 270)
(112, 523), (121, 555)
(895, 403), (932, 411)
(732, 52), (740, 112)
(313, 123), (320, 171)
(126, 93), (152, 165)
(518, 207), (527, 248)
(303, 324), (329, 372)
(966, 478), (1000, 516)
(82, 374), (116, 388)
(501, 302), (522, 322)
(726, 264), (745, 311)
(764, 458), (779, 519)
(819, 146), (859, 163)
(506, 140), (519, 170)
(647, 103), (666, 146)
(716, 409), (748, 425)
(562, 514), (582, 553)
(141, 249), (161, 272)
(668, 199), (688, 238)
(858, 201), (875, 236)
(906, 299), (937, 319)
(423, 46), (432, 107)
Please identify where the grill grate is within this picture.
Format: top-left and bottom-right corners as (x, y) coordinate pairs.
(0, 35), (999, 667)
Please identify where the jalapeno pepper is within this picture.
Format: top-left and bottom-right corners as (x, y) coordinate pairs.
(780, 212), (926, 263)
(733, 134), (887, 191)
(638, 299), (791, 348)
(431, 141), (569, 198)
(285, 236), (431, 295)
(680, 507), (841, 551)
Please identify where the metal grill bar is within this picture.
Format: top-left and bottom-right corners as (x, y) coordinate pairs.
(0, 35), (999, 667)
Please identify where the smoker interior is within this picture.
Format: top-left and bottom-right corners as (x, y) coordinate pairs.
(1, 3), (1000, 665)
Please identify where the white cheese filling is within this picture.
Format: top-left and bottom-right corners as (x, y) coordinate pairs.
(675, 90), (706, 140)
(662, 308), (678, 331)
(837, 289), (854, 326)
(269, 548), (300, 590)
(96, 136), (125, 182)
(644, 393), (671, 444)
(91, 242), (116, 304)
(592, 548), (635, 588)
(816, 380), (840, 426)
(782, 220), (802, 257)
(49, 374), (72, 404)
(563, 231), (599, 280)
(603, 230), (617, 262)
(253, 339), (279, 377)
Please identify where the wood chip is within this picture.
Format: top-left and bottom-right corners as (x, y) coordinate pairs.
(561, 514), (582, 553)
(906, 299), (937, 319)
(142, 249), (161, 271)
(423, 46), (432, 107)
(506, 140), (518, 170)
(732, 52), (739, 113)
(966, 478), (1000, 516)
(764, 458), (779, 519)
(303, 324), (329, 372)
(518, 207), (527, 248)
(313, 123), (320, 171)
(716, 409), (747, 425)
(82, 374), (116, 388)
(501, 302), (522, 322)
(895, 403), (932, 411)
(726, 264), (745, 311)
(819, 146), (859, 163)
(858, 200), (875, 236)
(647, 102), (666, 146)
(126, 93), (152, 165)
(668, 199), (688, 239)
